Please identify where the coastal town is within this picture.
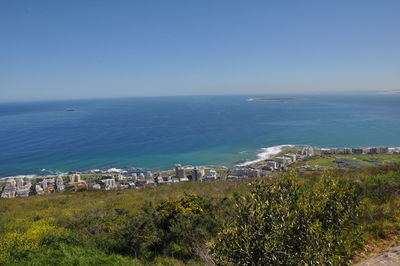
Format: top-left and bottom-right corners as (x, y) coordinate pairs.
(1, 146), (399, 199)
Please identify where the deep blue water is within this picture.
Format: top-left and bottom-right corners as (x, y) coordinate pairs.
(1, 94), (399, 177)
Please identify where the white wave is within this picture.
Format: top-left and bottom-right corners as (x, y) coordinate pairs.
(89, 169), (102, 173)
(106, 168), (125, 173)
(237, 144), (296, 167)
(40, 168), (66, 176)
(0, 174), (38, 180)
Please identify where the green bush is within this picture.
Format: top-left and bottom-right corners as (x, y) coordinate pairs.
(115, 203), (159, 259)
(209, 173), (363, 265)
(117, 194), (221, 260)
(63, 208), (129, 252)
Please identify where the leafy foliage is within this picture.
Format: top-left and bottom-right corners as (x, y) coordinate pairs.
(117, 194), (220, 260)
(209, 173), (363, 265)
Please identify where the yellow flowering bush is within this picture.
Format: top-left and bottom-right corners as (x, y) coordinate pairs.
(0, 218), (64, 261)
(157, 194), (204, 219)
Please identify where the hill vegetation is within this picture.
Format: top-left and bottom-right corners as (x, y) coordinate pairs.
(1, 164), (400, 265)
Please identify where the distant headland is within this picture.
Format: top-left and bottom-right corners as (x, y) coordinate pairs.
(378, 90), (400, 94)
(246, 97), (303, 102)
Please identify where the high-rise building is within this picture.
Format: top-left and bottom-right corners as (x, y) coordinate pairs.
(175, 164), (186, 180)
(192, 167), (204, 182)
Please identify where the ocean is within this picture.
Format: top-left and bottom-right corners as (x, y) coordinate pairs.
(1, 94), (399, 177)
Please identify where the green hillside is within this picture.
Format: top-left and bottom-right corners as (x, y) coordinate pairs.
(1, 164), (400, 265)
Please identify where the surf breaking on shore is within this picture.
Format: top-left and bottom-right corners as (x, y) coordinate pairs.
(236, 144), (296, 167)
(0, 145), (296, 179)
(2, 146), (399, 180)
(237, 146), (400, 167)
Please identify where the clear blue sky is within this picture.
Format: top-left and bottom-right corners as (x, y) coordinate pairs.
(1, 0), (399, 101)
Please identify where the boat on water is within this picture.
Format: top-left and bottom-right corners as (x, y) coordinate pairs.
(65, 108), (75, 111)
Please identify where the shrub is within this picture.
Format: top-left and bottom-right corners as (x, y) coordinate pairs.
(117, 194), (220, 260)
(64, 208), (128, 252)
(209, 173), (363, 265)
(115, 204), (159, 259)
(153, 194), (220, 259)
(0, 218), (65, 262)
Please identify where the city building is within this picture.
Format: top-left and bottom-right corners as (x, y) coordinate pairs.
(101, 178), (117, 190)
(145, 171), (154, 184)
(352, 148), (364, 154)
(175, 164), (186, 179)
(379, 147), (389, 154)
(55, 175), (64, 192)
(69, 173), (81, 183)
(192, 167), (204, 182)
(275, 157), (290, 165)
(1, 179), (17, 198)
(203, 170), (217, 180)
(285, 154), (297, 163)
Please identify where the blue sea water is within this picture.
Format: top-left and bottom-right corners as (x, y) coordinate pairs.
(0, 94), (399, 177)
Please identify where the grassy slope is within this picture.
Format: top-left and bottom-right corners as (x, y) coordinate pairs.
(0, 180), (250, 265)
(2, 165), (400, 264)
(0, 180), (248, 230)
(295, 154), (400, 170)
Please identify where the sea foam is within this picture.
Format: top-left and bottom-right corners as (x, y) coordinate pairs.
(237, 144), (295, 167)
(0, 174), (37, 180)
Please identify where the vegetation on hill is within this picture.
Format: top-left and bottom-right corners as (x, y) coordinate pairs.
(1, 164), (400, 265)
(210, 174), (362, 265)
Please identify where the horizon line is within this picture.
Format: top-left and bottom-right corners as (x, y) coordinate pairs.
(0, 90), (385, 104)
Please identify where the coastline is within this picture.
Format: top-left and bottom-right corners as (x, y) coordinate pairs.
(0, 144), (296, 179)
(2, 144), (400, 199)
(236, 144), (296, 166)
(2, 145), (399, 180)
(2, 94), (400, 179)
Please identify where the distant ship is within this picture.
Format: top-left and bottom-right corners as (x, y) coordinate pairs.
(65, 108), (75, 111)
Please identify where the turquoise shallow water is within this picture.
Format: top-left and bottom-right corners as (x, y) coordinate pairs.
(0, 94), (399, 177)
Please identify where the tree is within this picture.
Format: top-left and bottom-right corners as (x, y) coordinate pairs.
(209, 173), (362, 265)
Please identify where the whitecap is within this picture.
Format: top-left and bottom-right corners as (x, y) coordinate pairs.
(237, 144), (296, 166)
(0, 174), (38, 180)
(106, 168), (124, 173)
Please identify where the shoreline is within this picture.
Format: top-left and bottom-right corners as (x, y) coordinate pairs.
(1, 145), (399, 180)
(1, 145), (400, 199)
(235, 144), (296, 166)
